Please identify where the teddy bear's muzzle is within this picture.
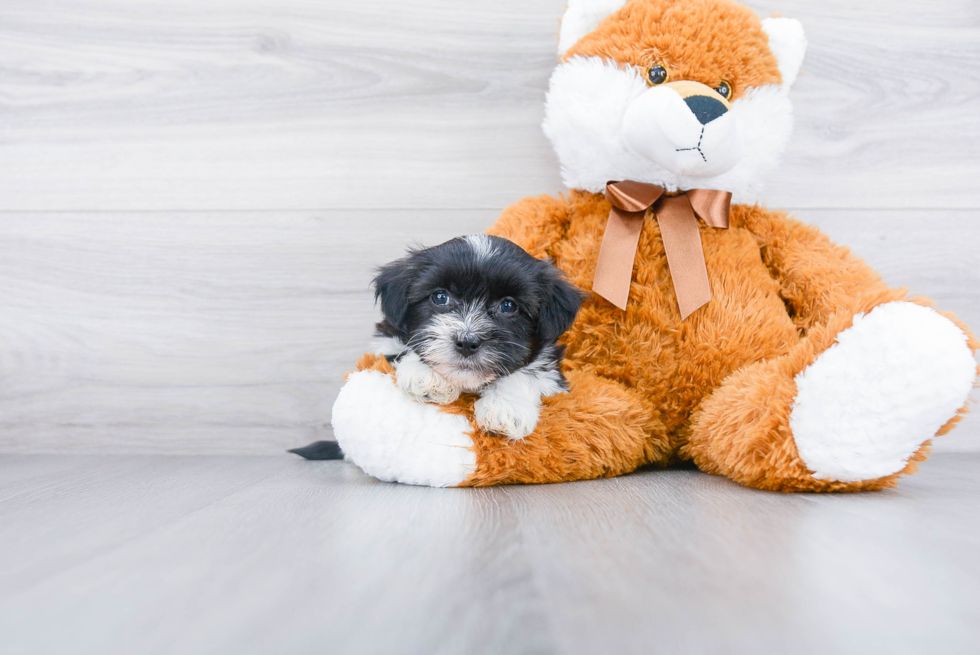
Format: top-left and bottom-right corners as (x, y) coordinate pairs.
(620, 80), (744, 178)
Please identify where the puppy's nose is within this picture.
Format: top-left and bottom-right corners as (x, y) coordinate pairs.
(454, 334), (483, 357)
(684, 95), (728, 125)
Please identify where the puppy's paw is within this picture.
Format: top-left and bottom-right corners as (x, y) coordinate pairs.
(474, 392), (541, 440)
(395, 353), (460, 405)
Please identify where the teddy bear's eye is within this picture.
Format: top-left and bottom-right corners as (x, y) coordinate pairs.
(715, 80), (733, 100)
(647, 65), (668, 86)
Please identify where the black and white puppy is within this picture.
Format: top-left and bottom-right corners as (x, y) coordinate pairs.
(372, 234), (584, 440)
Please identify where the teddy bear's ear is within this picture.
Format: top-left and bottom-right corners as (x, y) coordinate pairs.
(558, 0), (628, 55)
(762, 17), (807, 88)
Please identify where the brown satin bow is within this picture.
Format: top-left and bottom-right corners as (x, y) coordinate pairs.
(592, 181), (732, 319)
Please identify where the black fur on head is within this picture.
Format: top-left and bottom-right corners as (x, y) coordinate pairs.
(372, 235), (584, 388)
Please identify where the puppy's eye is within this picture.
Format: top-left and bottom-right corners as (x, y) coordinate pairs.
(647, 64), (668, 86)
(715, 80), (732, 100)
(431, 290), (450, 306)
(498, 298), (518, 316)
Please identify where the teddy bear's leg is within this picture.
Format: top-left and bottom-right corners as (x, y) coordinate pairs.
(687, 301), (978, 492)
(331, 365), (477, 487)
(460, 367), (669, 486)
(332, 358), (668, 487)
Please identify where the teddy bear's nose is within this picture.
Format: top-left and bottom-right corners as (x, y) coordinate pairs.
(684, 95), (729, 125)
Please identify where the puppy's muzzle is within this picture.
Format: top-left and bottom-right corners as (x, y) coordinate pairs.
(454, 333), (484, 357)
(620, 80), (744, 178)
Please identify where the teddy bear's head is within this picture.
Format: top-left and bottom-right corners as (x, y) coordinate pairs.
(543, 0), (806, 203)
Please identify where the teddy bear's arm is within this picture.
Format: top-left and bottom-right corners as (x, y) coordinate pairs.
(332, 354), (672, 487)
(737, 206), (905, 332)
(485, 193), (571, 260)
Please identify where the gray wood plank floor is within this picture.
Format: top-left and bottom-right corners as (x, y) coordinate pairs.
(2, 452), (978, 655)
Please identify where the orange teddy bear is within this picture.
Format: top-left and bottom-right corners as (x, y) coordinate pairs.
(331, 0), (978, 491)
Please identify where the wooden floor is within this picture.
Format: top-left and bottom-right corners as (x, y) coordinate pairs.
(2, 451), (979, 655)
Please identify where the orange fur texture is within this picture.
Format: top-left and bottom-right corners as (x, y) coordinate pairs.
(483, 194), (977, 491)
(347, 193), (976, 491)
(566, 0), (782, 98)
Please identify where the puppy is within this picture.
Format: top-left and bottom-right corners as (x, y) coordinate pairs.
(372, 234), (584, 440)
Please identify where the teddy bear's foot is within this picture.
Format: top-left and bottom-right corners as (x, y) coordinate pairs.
(790, 302), (976, 482)
(331, 369), (476, 487)
(689, 301), (977, 492)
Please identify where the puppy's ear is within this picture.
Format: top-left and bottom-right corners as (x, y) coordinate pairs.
(537, 264), (585, 343)
(372, 258), (418, 335)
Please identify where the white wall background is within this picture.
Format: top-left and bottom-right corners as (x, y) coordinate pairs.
(0, 0), (977, 454)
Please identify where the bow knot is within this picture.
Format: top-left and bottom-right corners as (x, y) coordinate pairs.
(592, 181), (732, 319)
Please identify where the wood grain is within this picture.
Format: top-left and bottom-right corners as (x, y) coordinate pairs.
(0, 0), (978, 210)
(1, 2), (976, 649)
(0, 208), (976, 455)
(0, 0), (977, 454)
(0, 209), (493, 453)
(1, 452), (978, 654)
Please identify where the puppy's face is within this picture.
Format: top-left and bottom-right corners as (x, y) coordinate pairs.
(374, 235), (583, 390)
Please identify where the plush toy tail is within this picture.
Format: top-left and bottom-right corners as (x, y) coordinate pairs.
(288, 440), (345, 460)
(289, 354), (389, 462)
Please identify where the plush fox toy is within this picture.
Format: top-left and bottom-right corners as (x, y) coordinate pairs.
(330, 0), (978, 490)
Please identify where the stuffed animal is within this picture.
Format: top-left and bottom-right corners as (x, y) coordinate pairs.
(330, 0), (978, 490)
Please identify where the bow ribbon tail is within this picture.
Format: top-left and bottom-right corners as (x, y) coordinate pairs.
(592, 181), (730, 318)
(656, 195), (712, 320)
(592, 205), (646, 311)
